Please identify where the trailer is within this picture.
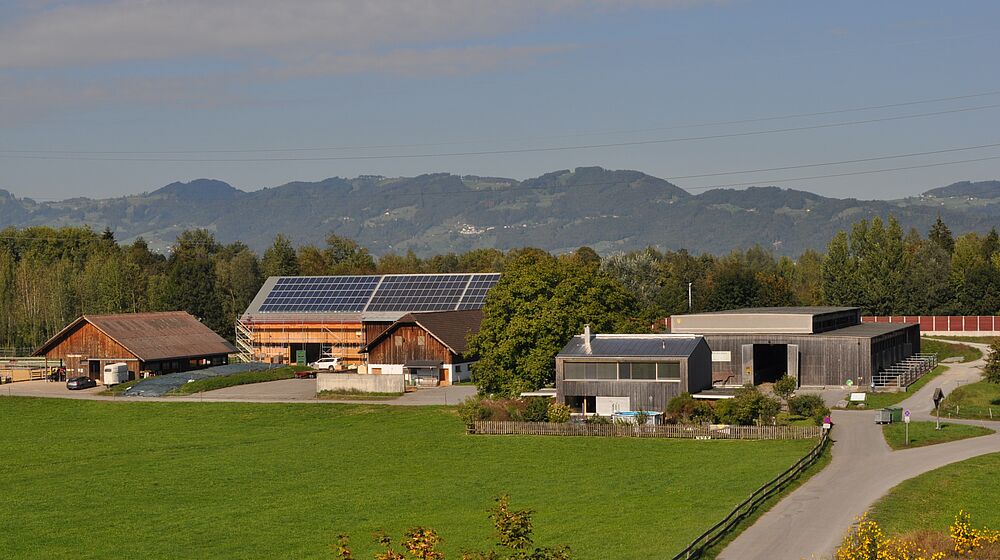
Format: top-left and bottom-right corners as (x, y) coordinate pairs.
(102, 362), (130, 386)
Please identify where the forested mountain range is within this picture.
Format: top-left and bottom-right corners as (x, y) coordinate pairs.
(2, 167), (999, 256)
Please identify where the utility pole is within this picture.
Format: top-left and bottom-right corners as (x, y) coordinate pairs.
(687, 282), (693, 311)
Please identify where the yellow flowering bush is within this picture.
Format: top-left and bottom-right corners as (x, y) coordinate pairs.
(836, 513), (945, 560)
(949, 510), (1000, 556)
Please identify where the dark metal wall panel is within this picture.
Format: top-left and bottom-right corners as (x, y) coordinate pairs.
(687, 339), (714, 393)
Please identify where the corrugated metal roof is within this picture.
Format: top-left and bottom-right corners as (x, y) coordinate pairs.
(819, 322), (916, 338)
(559, 335), (703, 358)
(34, 311), (236, 361)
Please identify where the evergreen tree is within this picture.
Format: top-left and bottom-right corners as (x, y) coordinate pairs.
(821, 231), (855, 306)
(928, 215), (955, 254)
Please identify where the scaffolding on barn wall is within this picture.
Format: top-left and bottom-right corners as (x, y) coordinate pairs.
(235, 318), (365, 365)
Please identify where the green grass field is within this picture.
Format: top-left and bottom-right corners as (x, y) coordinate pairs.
(870, 452), (1000, 534)
(0, 398), (816, 559)
(881, 421), (994, 450)
(941, 381), (1000, 420)
(929, 335), (998, 346)
(166, 365), (309, 395)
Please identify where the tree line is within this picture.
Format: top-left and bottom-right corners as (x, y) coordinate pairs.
(0, 215), (993, 358)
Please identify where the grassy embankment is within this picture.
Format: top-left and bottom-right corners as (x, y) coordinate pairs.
(869, 453), (1000, 557)
(166, 365), (310, 395)
(0, 398), (816, 560)
(881, 420), (994, 450)
(940, 381), (1000, 420)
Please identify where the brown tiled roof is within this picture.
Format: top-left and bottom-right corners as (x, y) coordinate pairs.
(362, 309), (483, 355)
(34, 311), (236, 361)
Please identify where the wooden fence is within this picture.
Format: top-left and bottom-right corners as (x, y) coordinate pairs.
(672, 430), (831, 559)
(468, 421), (822, 440)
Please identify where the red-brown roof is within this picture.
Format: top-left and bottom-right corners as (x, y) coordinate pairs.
(34, 311), (236, 361)
(362, 309), (483, 356)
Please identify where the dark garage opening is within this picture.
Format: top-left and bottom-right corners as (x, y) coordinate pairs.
(289, 343), (323, 365)
(753, 344), (787, 384)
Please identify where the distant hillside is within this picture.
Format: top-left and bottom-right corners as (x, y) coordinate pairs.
(2, 167), (999, 256)
(922, 180), (1000, 199)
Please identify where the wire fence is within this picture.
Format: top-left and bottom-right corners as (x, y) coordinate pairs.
(468, 421), (822, 440)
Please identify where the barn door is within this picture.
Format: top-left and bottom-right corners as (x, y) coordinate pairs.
(741, 344), (754, 385)
(787, 344), (799, 386)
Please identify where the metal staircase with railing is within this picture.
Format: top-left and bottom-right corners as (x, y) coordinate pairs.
(872, 353), (938, 389)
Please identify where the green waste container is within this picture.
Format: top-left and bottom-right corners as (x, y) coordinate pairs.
(295, 350), (307, 366)
(885, 407), (903, 423)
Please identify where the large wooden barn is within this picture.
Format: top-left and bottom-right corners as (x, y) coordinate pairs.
(361, 309), (483, 386)
(34, 311), (235, 379)
(237, 273), (500, 366)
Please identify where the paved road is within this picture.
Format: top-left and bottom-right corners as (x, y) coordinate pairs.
(0, 378), (476, 405)
(718, 341), (1000, 560)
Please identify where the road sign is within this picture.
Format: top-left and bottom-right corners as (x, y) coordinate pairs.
(904, 410), (911, 424)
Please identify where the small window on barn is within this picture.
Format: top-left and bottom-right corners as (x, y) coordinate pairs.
(657, 362), (681, 380)
(630, 363), (656, 380)
(417, 335), (425, 346)
(394, 335), (403, 347)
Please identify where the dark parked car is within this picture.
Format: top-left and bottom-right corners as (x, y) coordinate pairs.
(66, 376), (97, 390)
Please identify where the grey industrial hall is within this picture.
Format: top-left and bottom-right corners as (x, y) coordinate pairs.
(670, 307), (919, 388)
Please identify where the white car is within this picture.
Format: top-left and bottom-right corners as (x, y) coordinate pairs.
(309, 357), (341, 371)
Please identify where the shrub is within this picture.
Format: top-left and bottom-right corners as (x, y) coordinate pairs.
(773, 375), (797, 401)
(547, 402), (571, 423)
(666, 392), (716, 424)
(716, 385), (781, 426)
(584, 414), (610, 424)
(788, 394), (830, 425)
(458, 396), (493, 424)
(522, 397), (550, 422)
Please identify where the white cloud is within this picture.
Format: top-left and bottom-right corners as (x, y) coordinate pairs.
(0, 0), (710, 69)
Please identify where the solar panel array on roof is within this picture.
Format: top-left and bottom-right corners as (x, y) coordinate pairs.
(458, 274), (500, 310)
(259, 276), (380, 313)
(256, 273), (500, 314)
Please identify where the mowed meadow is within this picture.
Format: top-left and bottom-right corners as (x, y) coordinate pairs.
(0, 398), (813, 559)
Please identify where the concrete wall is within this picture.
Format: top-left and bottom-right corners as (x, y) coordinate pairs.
(317, 372), (404, 393)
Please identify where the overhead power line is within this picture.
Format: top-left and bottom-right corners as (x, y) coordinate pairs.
(2, 89), (1000, 155)
(2, 103), (1000, 163)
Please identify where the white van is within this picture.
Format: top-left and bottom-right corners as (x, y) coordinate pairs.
(102, 362), (130, 386)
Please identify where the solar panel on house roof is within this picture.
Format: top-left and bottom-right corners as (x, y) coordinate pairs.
(253, 273), (501, 314)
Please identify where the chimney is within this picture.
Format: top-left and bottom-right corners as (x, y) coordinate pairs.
(583, 324), (592, 354)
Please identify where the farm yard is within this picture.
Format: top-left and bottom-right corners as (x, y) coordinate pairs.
(0, 398), (815, 559)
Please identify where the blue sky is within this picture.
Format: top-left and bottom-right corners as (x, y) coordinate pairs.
(1, 0), (999, 200)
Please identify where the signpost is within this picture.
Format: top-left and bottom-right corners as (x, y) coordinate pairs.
(904, 409), (911, 446)
(933, 388), (945, 430)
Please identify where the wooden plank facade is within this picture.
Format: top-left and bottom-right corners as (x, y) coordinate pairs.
(366, 324), (455, 366)
(702, 324), (920, 387)
(242, 321), (366, 364)
(39, 322), (139, 378)
(555, 336), (713, 414)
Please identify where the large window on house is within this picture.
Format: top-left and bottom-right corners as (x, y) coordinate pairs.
(657, 362), (681, 380)
(564, 361), (681, 381)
